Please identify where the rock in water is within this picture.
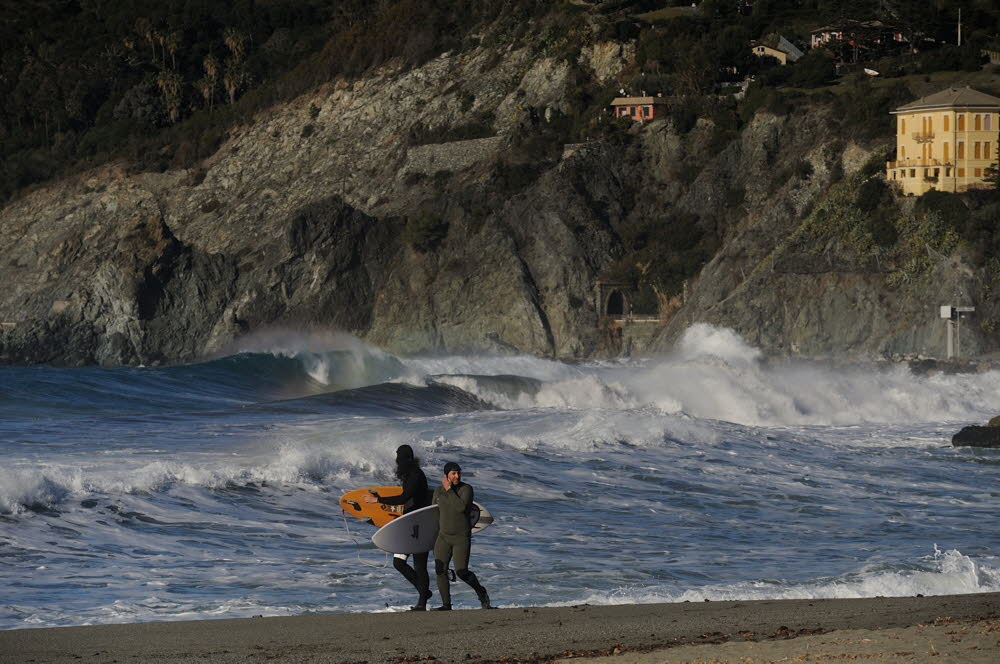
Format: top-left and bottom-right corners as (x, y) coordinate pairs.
(952, 426), (1000, 448)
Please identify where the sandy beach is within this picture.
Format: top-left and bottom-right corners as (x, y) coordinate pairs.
(1, 593), (997, 663)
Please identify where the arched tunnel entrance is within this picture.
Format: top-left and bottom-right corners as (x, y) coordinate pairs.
(606, 290), (625, 317)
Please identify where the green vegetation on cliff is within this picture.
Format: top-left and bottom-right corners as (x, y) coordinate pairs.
(779, 156), (1000, 292)
(4, 0), (999, 210)
(0, 0), (558, 204)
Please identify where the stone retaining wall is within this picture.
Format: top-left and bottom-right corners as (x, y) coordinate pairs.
(403, 136), (505, 176)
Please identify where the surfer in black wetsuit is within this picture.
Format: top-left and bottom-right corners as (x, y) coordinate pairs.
(364, 444), (433, 610)
(431, 461), (493, 610)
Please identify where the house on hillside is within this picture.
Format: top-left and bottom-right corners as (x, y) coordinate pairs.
(611, 95), (668, 122)
(750, 35), (803, 65)
(886, 87), (1000, 196)
(810, 20), (907, 61)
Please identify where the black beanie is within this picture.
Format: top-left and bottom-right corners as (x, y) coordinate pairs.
(395, 444), (414, 464)
(443, 461), (462, 474)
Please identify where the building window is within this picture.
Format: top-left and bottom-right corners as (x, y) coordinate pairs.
(646, 105), (653, 117)
(975, 142), (981, 159)
(975, 168), (982, 177)
(975, 114), (982, 130)
(934, 168), (940, 177)
(946, 168), (952, 176)
(958, 114), (965, 131)
(958, 142), (965, 159)
(910, 169), (916, 178)
(987, 114), (993, 130)
(958, 168), (965, 177)
(944, 115), (950, 131)
(900, 118), (906, 134)
(986, 142), (992, 160)
(900, 145), (906, 159)
(944, 142), (950, 161)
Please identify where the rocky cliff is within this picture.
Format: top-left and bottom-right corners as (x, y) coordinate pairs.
(0, 33), (995, 365)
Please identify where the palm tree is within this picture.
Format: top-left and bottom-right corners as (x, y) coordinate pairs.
(223, 27), (248, 62)
(134, 17), (156, 62)
(223, 58), (246, 105)
(165, 31), (182, 71)
(200, 54), (220, 111)
(156, 69), (183, 123)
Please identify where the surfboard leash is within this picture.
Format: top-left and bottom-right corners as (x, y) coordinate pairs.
(340, 510), (390, 568)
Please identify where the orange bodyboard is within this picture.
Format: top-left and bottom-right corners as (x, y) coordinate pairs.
(339, 486), (404, 527)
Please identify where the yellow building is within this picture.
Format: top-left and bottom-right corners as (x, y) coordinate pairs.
(886, 87), (1000, 196)
(750, 35), (803, 65)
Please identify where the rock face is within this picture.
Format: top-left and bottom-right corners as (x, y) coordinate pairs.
(0, 45), (628, 365)
(0, 189), (395, 365)
(0, 35), (997, 365)
(647, 110), (989, 360)
(952, 426), (1000, 448)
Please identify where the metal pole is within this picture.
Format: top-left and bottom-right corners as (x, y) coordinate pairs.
(956, 313), (961, 359)
(947, 319), (954, 359)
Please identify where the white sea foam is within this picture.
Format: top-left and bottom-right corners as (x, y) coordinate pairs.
(676, 323), (763, 365)
(551, 548), (999, 607)
(0, 467), (84, 514)
(618, 326), (1000, 426)
(431, 374), (634, 411)
(391, 325), (1000, 426)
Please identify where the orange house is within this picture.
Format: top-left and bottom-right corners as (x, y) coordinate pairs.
(611, 96), (668, 122)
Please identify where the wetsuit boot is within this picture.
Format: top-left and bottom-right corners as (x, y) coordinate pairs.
(457, 568), (494, 609)
(394, 555), (432, 610)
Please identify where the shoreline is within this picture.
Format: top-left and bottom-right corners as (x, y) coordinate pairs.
(2, 593), (998, 663)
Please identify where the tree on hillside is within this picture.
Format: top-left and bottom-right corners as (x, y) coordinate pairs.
(983, 159), (1000, 196)
(134, 17), (155, 63)
(156, 69), (182, 124)
(165, 30), (182, 71)
(223, 27), (249, 63)
(198, 54), (220, 111)
(786, 50), (835, 88)
(223, 59), (247, 105)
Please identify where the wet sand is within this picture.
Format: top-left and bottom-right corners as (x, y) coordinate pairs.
(1, 593), (997, 663)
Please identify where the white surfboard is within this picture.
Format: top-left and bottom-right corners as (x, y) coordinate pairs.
(371, 502), (493, 554)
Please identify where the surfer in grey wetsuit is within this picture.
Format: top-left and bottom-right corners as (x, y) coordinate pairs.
(431, 461), (493, 610)
(364, 444), (432, 610)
